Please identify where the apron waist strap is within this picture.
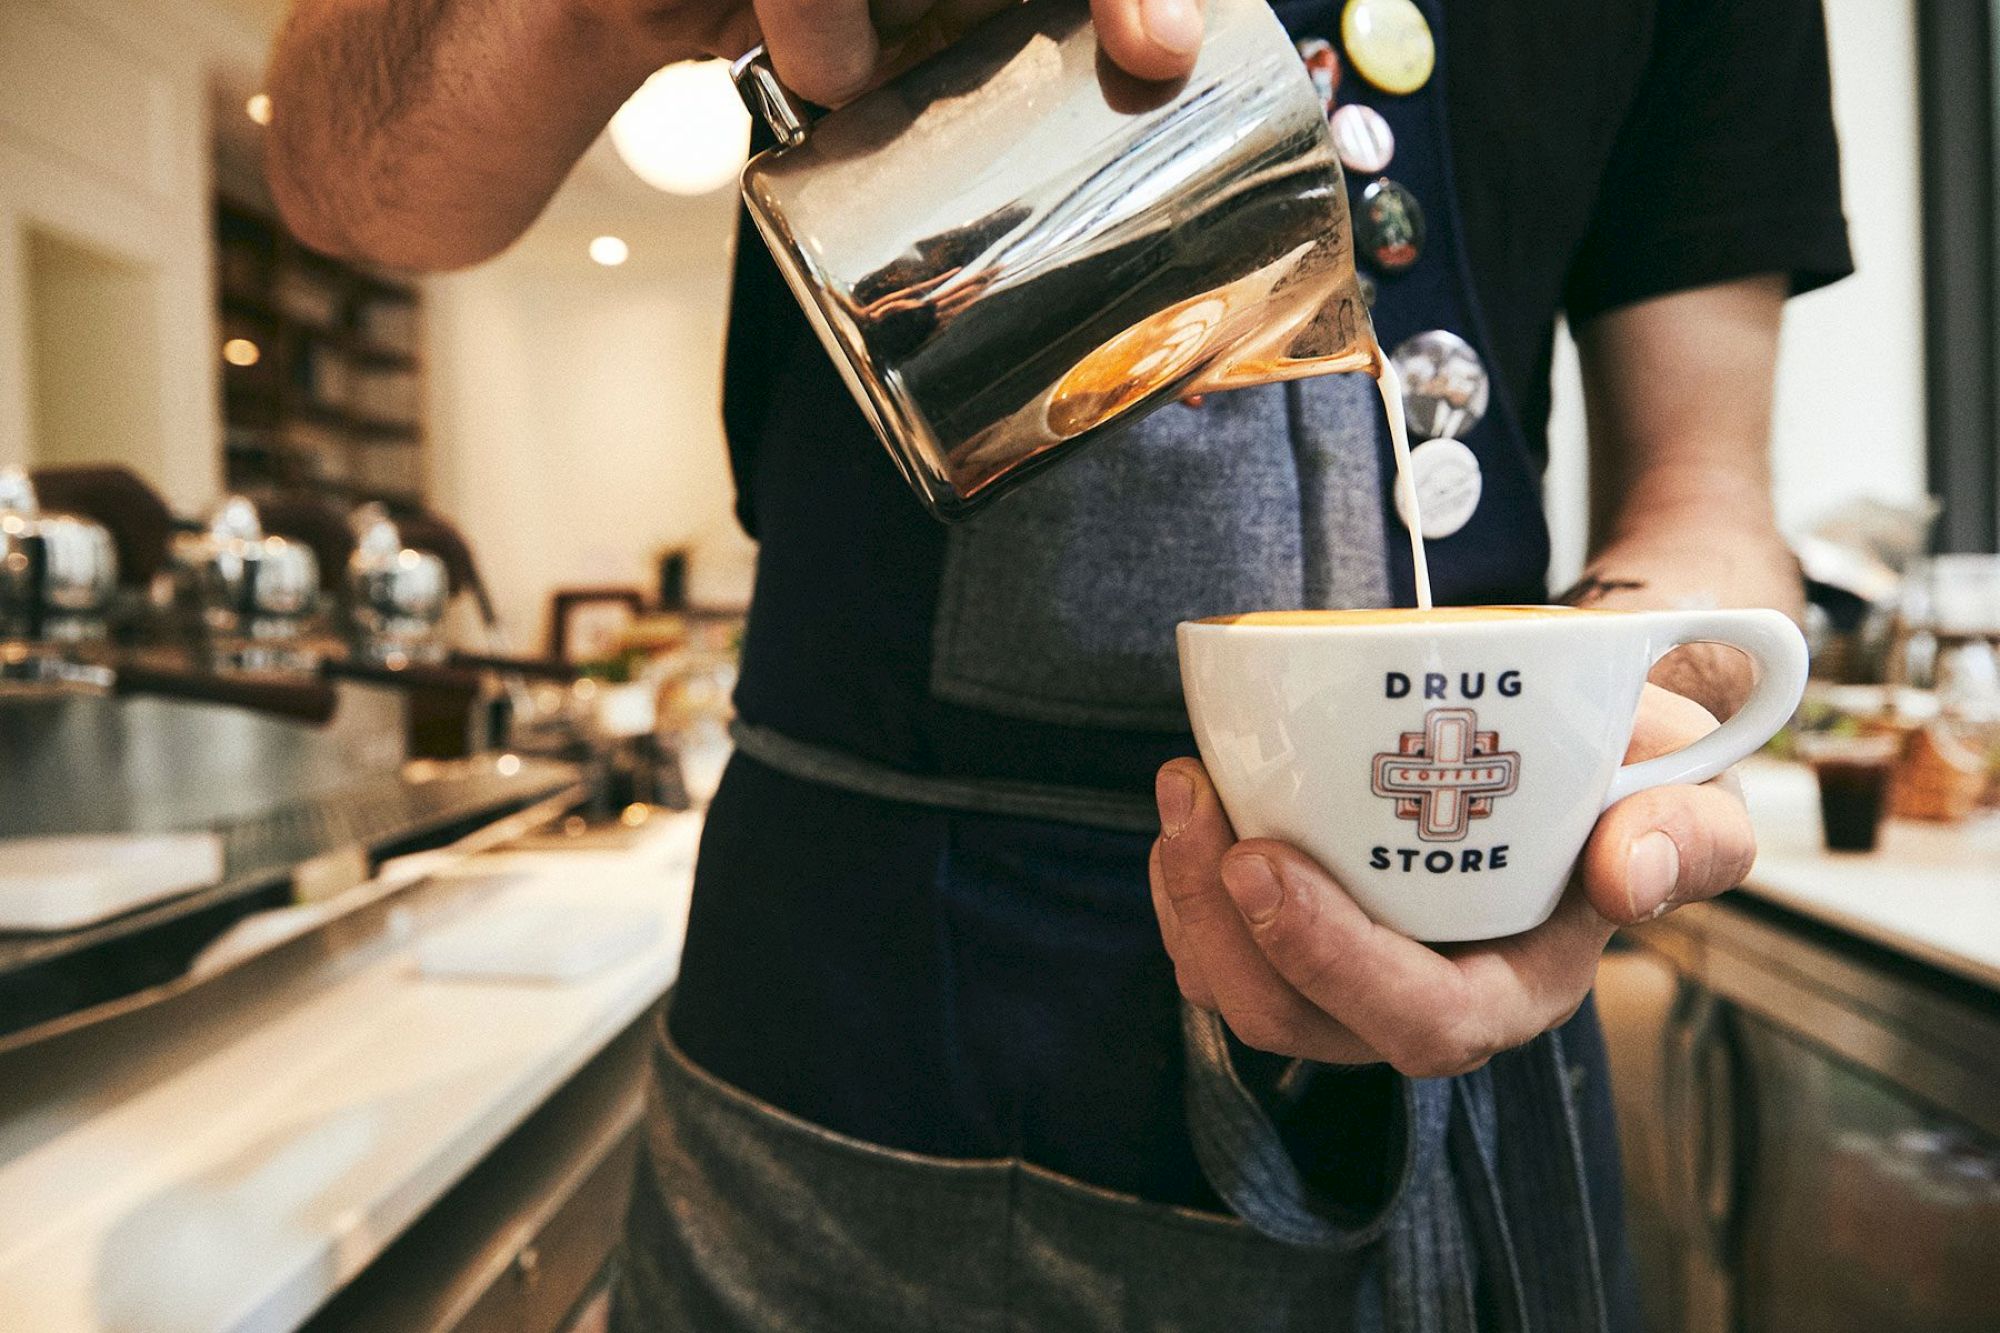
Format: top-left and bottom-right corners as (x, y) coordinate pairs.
(728, 719), (1160, 833)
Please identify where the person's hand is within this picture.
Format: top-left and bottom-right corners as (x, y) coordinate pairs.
(583, 0), (1206, 109)
(1148, 684), (1754, 1075)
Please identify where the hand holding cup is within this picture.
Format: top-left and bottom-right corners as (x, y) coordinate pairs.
(1150, 605), (1807, 1074)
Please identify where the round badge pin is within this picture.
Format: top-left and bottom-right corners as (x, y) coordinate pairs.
(1390, 328), (1490, 439)
(1341, 0), (1436, 96)
(1394, 437), (1483, 539)
(1356, 178), (1425, 274)
(1295, 37), (1341, 114)
(1331, 103), (1395, 174)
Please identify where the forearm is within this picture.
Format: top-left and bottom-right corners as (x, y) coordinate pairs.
(1570, 275), (1802, 714)
(265, 0), (680, 269)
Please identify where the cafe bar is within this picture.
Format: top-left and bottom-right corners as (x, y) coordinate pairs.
(0, 0), (1995, 1329)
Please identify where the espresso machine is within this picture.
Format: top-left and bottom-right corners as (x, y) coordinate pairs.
(0, 468), (593, 1052)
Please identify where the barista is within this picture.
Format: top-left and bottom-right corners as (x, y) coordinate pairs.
(266, 0), (1850, 1327)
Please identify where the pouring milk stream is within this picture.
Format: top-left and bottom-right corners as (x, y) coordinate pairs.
(1373, 357), (1434, 609)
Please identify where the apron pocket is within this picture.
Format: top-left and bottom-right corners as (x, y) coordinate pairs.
(1010, 1161), (1373, 1331)
(621, 1013), (1372, 1333)
(623, 1012), (1016, 1333)
(930, 387), (1306, 731)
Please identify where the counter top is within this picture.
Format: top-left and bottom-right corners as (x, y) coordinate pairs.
(0, 813), (699, 1333)
(1739, 760), (2000, 992)
(0, 762), (1988, 1332)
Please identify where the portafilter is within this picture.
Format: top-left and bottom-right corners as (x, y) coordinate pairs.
(0, 467), (118, 659)
(173, 495), (321, 668)
(347, 505), (450, 665)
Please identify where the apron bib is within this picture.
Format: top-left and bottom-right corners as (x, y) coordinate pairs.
(930, 377), (1392, 731)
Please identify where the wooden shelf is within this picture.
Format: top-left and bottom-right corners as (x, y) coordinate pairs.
(220, 291), (279, 323)
(278, 322), (418, 368)
(347, 421), (422, 442)
(214, 196), (428, 499)
(349, 270), (419, 304)
(347, 342), (418, 370)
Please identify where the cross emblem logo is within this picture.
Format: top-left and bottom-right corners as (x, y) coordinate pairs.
(1371, 707), (1521, 842)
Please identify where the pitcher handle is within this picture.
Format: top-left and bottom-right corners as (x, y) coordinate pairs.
(731, 47), (812, 148)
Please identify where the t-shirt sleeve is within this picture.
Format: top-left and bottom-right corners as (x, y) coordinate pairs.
(1563, 0), (1854, 324)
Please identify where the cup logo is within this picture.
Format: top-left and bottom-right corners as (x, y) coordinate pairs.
(1371, 707), (1521, 841)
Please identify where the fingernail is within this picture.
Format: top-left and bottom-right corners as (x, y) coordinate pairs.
(1157, 769), (1194, 837)
(1625, 832), (1680, 920)
(1141, 0), (1204, 57)
(1222, 854), (1283, 925)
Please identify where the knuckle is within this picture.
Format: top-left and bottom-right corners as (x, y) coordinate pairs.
(1719, 822), (1758, 888)
(1393, 1017), (1501, 1080)
(1176, 972), (1216, 1011)
(1393, 1046), (1490, 1080)
(1157, 862), (1207, 905)
(1681, 815), (1722, 885)
(1162, 886), (1230, 932)
(1221, 1005), (1292, 1055)
(1672, 798), (1754, 901)
(1281, 935), (1350, 1009)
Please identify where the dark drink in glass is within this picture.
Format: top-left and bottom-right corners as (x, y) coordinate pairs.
(1800, 734), (1901, 853)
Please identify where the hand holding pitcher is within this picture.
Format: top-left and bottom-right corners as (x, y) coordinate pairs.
(577, 0), (1205, 109)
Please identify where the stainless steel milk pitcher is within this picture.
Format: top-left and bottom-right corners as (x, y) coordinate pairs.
(731, 0), (1376, 520)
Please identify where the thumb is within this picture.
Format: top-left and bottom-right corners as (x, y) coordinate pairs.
(1582, 781), (1758, 925)
(1090, 0), (1205, 83)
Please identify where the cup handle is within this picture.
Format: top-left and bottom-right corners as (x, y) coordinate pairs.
(730, 47), (813, 148)
(1602, 608), (1809, 809)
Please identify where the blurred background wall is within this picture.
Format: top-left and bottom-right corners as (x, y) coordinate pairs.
(419, 150), (753, 642)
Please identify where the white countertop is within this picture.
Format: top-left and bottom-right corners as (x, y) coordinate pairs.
(0, 813), (699, 1333)
(1739, 760), (2000, 990)
(0, 764), (1990, 1332)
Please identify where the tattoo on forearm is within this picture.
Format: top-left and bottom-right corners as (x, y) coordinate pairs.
(1558, 574), (1648, 607)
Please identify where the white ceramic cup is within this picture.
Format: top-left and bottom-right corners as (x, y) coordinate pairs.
(1176, 606), (1809, 941)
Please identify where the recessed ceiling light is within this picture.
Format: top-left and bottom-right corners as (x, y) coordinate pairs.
(245, 93), (273, 126)
(589, 235), (630, 267)
(221, 338), (261, 367)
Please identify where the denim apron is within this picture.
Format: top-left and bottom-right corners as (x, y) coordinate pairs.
(615, 1), (1630, 1327)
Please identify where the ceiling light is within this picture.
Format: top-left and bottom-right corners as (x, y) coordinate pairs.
(589, 235), (630, 267)
(245, 93), (272, 126)
(221, 338), (261, 367)
(609, 61), (750, 196)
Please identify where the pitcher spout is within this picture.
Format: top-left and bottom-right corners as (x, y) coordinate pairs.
(1184, 281), (1380, 394)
